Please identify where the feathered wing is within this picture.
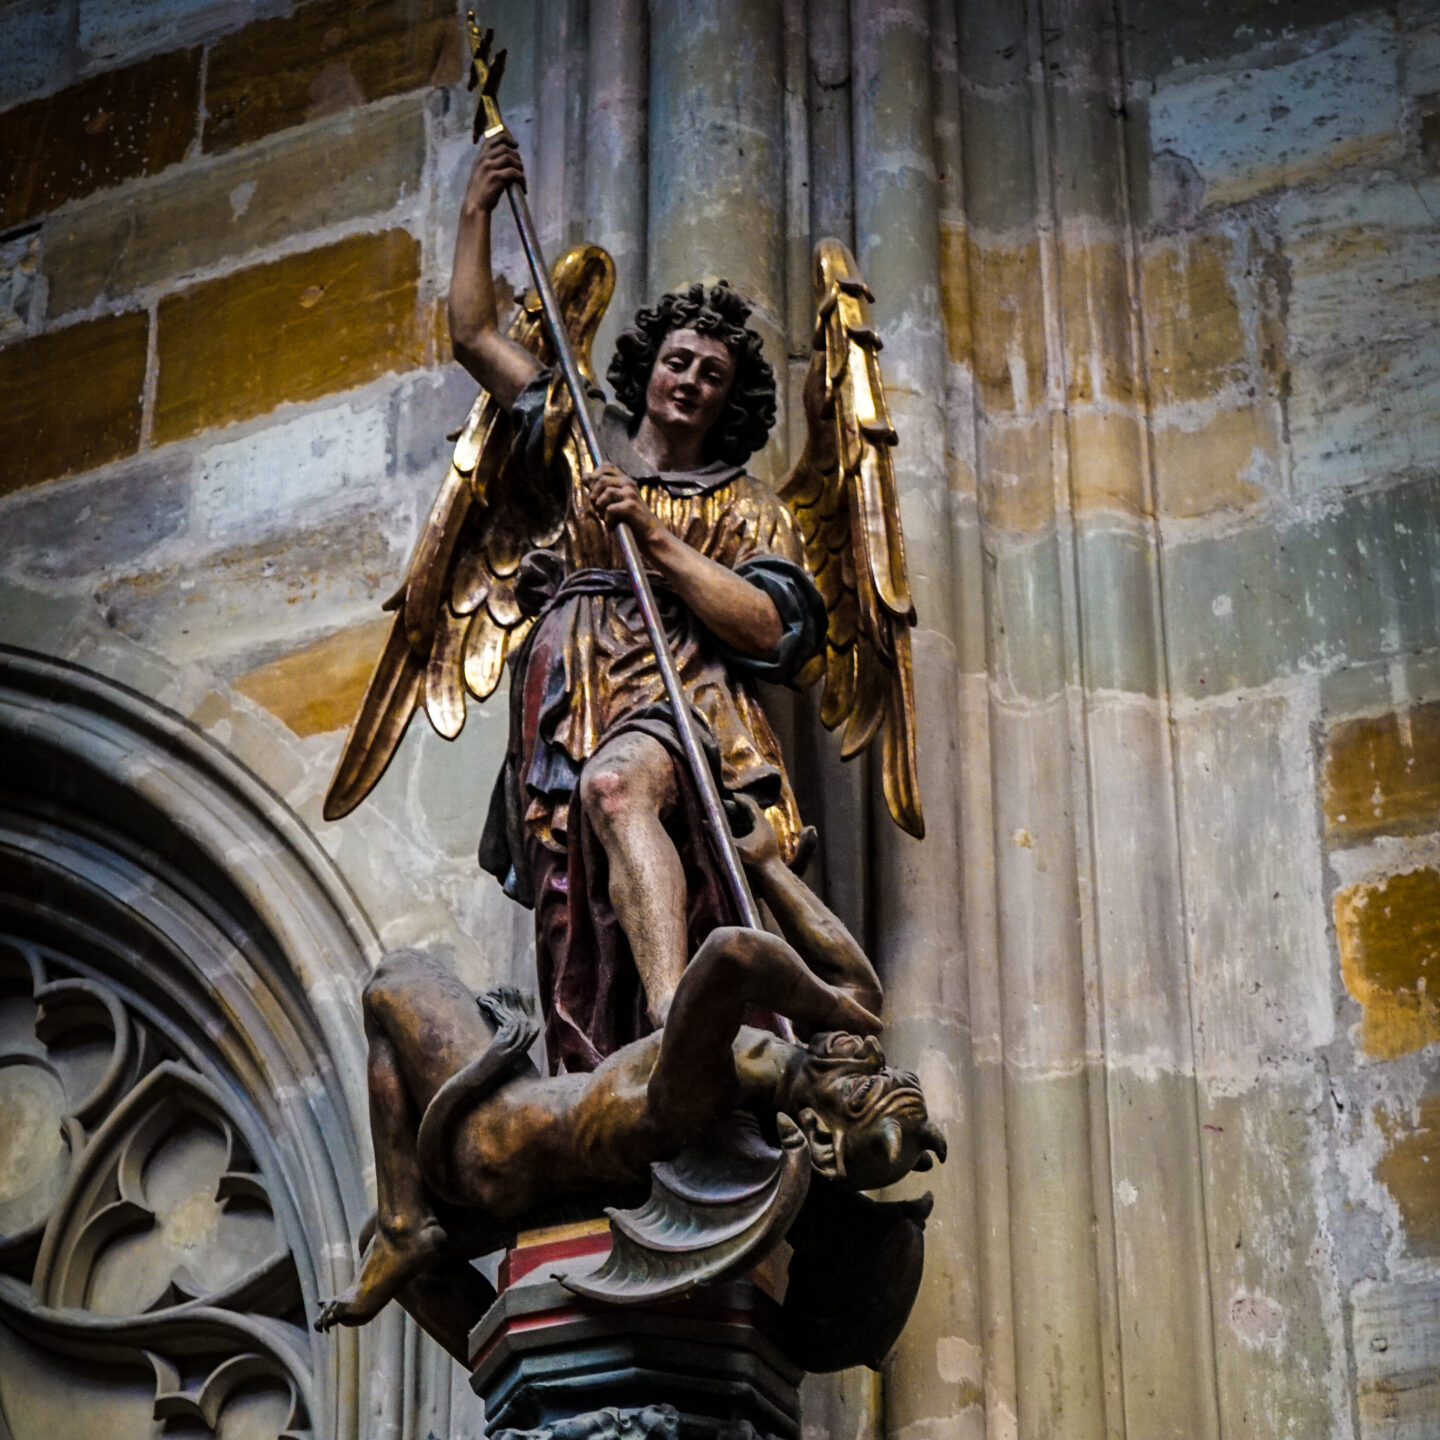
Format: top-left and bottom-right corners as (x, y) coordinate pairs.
(780, 238), (924, 839)
(323, 244), (616, 821)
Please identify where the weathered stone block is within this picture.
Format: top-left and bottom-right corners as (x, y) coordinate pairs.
(0, 232), (40, 340)
(1422, 99), (1440, 169)
(938, 217), (971, 365)
(1199, 1079), (1335, 1440)
(152, 229), (423, 444)
(1059, 239), (1135, 406)
(1352, 1275), (1440, 1440)
(1148, 22), (1402, 209)
(94, 509), (400, 666)
(0, 0), (73, 110)
(1376, 1092), (1440, 1257)
(233, 616), (393, 737)
(196, 397), (391, 542)
(1406, 16), (1440, 97)
(968, 239), (1046, 415)
(1068, 409), (1147, 518)
(1323, 702), (1440, 845)
(988, 538), (1069, 700)
(1124, 0), (1384, 80)
(1176, 692), (1332, 1084)
(1280, 175), (1440, 492)
(203, 0), (463, 154)
(1161, 477), (1440, 699)
(1152, 403), (1277, 519)
(0, 310), (148, 496)
(1, 452), (191, 580)
(1334, 868), (1440, 1061)
(977, 413), (1054, 533)
(953, 87), (1035, 233)
(1046, 85), (1127, 225)
(1077, 527), (1161, 696)
(1142, 233), (1248, 406)
(77, 0), (256, 71)
(46, 99), (427, 316)
(0, 50), (201, 230)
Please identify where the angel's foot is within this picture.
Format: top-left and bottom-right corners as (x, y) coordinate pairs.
(313, 1218), (447, 1332)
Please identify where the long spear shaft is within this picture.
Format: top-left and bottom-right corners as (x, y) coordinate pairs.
(468, 18), (763, 934)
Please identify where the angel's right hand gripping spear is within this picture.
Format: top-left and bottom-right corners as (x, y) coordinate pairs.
(465, 15), (765, 933)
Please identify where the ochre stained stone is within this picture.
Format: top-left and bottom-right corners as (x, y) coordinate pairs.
(938, 218), (972, 365)
(978, 412), (1054, 533)
(1152, 403), (1277, 519)
(968, 238), (1046, 415)
(1324, 702), (1440, 845)
(0, 50), (201, 230)
(0, 310), (148, 496)
(203, 0), (464, 154)
(1058, 239), (1136, 406)
(1068, 409), (1147, 517)
(153, 229), (423, 444)
(1375, 1093), (1440, 1258)
(233, 616), (394, 737)
(1334, 867), (1440, 1060)
(46, 99), (427, 315)
(1142, 234), (1249, 406)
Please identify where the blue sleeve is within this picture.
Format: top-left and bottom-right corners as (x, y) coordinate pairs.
(719, 555), (828, 685)
(508, 368), (554, 484)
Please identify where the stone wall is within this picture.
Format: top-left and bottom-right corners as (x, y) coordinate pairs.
(0, 2), (1437, 1439)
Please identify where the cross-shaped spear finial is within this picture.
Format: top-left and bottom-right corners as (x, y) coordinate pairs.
(465, 12), (508, 144)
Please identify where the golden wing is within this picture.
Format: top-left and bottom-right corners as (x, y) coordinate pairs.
(323, 244), (615, 821)
(780, 238), (924, 839)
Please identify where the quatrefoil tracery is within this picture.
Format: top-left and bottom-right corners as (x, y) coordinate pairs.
(0, 943), (312, 1440)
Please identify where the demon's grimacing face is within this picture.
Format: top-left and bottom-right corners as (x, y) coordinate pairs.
(793, 1033), (947, 1190)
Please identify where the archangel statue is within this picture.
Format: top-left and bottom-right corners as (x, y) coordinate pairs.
(314, 20), (936, 1376)
(324, 123), (922, 1075)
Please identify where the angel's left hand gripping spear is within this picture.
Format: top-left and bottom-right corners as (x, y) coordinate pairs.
(465, 15), (765, 934)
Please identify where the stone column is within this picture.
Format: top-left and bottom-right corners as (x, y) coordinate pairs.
(1036, 1), (1224, 1435)
(932, 3), (1018, 1437)
(584, 0), (649, 373)
(850, 4), (985, 1439)
(646, 0), (787, 478)
(534, 0), (588, 259)
(467, 0), (540, 303)
(806, 0), (854, 250)
(789, 0), (871, 948)
(956, 0), (1111, 1434)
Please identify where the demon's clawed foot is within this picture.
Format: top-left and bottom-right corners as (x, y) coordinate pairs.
(314, 1218), (447, 1332)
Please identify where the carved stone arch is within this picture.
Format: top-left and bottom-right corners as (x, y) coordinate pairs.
(0, 646), (412, 1440)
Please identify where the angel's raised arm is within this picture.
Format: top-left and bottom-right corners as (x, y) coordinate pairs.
(449, 131), (543, 408)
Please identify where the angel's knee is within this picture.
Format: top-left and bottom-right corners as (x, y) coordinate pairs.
(580, 740), (672, 830)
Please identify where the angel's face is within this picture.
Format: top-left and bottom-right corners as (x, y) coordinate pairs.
(644, 327), (736, 446)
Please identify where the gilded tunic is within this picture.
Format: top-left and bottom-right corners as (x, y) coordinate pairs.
(478, 372), (826, 1073)
(481, 372), (826, 899)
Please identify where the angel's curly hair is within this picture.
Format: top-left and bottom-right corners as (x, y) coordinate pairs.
(607, 281), (776, 466)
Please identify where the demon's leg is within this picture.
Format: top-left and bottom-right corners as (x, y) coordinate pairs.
(316, 952), (496, 1331)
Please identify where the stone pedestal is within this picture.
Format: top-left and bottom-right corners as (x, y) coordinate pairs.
(468, 1221), (800, 1440)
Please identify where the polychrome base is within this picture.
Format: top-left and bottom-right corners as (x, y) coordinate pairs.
(468, 1222), (800, 1440)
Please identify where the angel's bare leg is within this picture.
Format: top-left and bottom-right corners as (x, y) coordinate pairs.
(316, 953), (490, 1331)
(580, 731), (686, 1024)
